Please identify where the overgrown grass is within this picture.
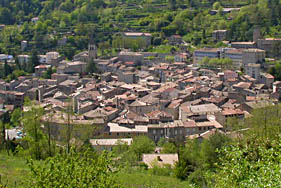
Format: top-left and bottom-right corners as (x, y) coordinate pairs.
(117, 171), (194, 188)
(0, 152), (29, 187)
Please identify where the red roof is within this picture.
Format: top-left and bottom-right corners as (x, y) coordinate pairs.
(125, 61), (134, 65)
(35, 65), (48, 69)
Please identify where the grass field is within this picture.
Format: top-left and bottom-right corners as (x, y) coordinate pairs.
(117, 172), (194, 188)
(0, 152), (29, 187)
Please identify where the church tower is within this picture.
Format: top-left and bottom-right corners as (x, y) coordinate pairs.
(88, 43), (97, 62)
(88, 32), (97, 62)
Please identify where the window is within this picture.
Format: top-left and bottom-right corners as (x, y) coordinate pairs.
(153, 130), (156, 134)
(199, 127), (201, 131)
(179, 130), (182, 134)
(109, 132), (111, 136)
(175, 130), (177, 135)
(160, 130), (164, 134)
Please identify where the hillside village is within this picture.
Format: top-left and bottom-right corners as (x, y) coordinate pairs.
(0, 0), (281, 187)
(1, 28), (280, 152)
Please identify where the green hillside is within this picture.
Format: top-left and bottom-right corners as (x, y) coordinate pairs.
(0, 0), (280, 58)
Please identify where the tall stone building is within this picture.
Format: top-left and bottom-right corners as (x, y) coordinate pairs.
(242, 49), (265, 68)
(245, 63), (261, 80)
(253, 28), (261, 43)
(88, 43), (97, 62)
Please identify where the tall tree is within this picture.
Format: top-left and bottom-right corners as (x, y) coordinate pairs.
(130, 136), (155, 160)
(10, 108), (21, 127)
(3, 61), (12, 77)
(21, 99), (47, 160)
(31, 50), (40, 68)
(86, 59), (96, 74)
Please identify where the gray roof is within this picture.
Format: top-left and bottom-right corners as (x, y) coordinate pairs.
(190, 103), (220, 114)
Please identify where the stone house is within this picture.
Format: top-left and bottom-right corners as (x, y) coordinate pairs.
(105, 123), (148, 138)
(58, 80), (80, 95)
(57, 61), (87, 74)
(168, 35), (182, 45)
(118, 71), (139, 84)
(224, 70), (238, 81)
(122, 32), (152, 47)
(212, 30), (228, 41)
(257, 38), (281, 57)
(164, 99), (182, 120)
(260, 73), (274, 88)
(51, 73), (68, 84)
(35, 65), (51, 77)
(129, 100), (158, 115)
(238, 100), (273, 113)
(215, 108), (245, 126)
(161, 88), (180, 100)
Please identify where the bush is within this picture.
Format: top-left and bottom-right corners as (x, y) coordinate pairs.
(149, 163), (173, 176)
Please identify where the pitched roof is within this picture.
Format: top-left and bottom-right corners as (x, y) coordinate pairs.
(90, 138), (133, 146)
(190, 104), (220, 114)
(129, 100), (147, 107)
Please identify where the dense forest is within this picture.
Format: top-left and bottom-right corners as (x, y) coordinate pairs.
(0, 0), (280, 58)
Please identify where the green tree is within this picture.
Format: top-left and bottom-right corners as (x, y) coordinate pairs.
(165, 56), (174, 63)
(86, 59), (96, 74)
(3, 61), (12, 78)
(113, 140), (129, 155)
(14, 57), (21, 70)
(198, 57), (210, 68)
(161, 142), (177, 154)
(175, 132), (231, 185)
(31, 50), (39, 66)
(43, 111), (56, 157)
(212, 2), (221, 10)
(42, 67), (55, 79)
(206, 136), (281, 188)
(26, 150), (122, 188)
(269, 62), (281, 81)
(10, 108), (21, 127)
(130, 136), (155, 160)
(21, 100), (47, 160)
(62, 103), (75, 154)
(0, 121), (6, 150)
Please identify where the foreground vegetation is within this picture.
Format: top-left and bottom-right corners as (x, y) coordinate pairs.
(0, 153), (192, 188)
(118, 171), (193, 188)
(0, 152), (29, 187)
(1, 102), (281, 187)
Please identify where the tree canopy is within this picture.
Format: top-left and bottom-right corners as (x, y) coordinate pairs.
(27, 150), (122, 188)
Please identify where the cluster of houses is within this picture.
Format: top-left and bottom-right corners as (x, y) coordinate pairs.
(0, 30), (280, 167)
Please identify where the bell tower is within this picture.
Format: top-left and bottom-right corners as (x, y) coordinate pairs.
(88, 34), (97, 62)
(88, 43), (97, 61)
